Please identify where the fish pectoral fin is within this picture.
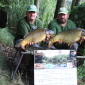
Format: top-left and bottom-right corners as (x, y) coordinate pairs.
(45, 36), (53, 43)
(68, 42), (73, 47)
(45, 37), (49, 42)
(49, 40), (53, 48)
(79, 39), (82, 44)
(79, 36), (85, 44)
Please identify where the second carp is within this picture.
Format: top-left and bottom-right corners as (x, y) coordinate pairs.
(49, 28), (85, 48)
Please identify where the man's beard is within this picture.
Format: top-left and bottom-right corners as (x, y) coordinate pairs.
(58, 18), (66, 24)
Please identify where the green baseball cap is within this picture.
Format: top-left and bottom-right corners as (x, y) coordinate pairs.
(58, 7), (68, 14)
(27, 5), (37, 12)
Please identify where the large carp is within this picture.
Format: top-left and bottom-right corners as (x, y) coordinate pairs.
(15, 28), (54, 49)
(49, 28), (85, 48)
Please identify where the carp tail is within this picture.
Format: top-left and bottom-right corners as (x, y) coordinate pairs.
(15, 42), (21, 48)
(15, 39), (25, 50)
(15, 42), (25, 50)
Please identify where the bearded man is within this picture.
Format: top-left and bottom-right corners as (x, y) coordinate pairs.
(48, 7), (78, 50)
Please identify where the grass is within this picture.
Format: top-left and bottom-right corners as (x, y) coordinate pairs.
(0, 52), (24, 85)
(0, 28), (29, 84)
(1, 51), (85, 85)
(0, 27), (85, 84)
(0, 27), (14, 47)
(77, 61), (85, 84)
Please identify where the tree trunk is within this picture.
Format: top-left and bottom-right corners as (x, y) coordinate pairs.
(71, 0), (83, 10)
(71, 0), (76, 10)
(75, 0), (83, 6)
(34, 0), (39, 18)
(54, 0), (67, 19)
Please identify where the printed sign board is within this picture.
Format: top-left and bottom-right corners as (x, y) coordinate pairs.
(34, 50), (77, 85)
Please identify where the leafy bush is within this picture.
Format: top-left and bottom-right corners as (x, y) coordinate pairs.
(7, 0), (34, 31)
(0, 0), (9, 10)
(69, 2), (85, 55)
(77, 61), (85, 84)
(0, 52), (24, 85)
(69, 2), (85, 28)
(39, 0), (56, 28)
(7, 0), (56, 30)
(0, 27), (14, 47)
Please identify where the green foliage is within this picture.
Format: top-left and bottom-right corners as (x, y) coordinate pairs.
(69, 2), (85, 28)
(67, 0), (72, 11)
(1, 0), (73, 30)
(42, 54), (70, 64)
(0, 3), (6, 9)
(6, 0), (56, 29)
(39, 0), (56, 28)
(0, 0), (8, 10)
(0, 27), (14, 47)
(8, 0), (34, 31)
(77, 61), (85, 84)
(0, 52), (24, 85)
(69, 2), (85, 55)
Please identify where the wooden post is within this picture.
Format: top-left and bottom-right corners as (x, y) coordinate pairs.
(34, 0), (39, 18)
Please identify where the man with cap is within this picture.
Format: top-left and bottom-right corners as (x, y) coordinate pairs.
(14, 5), (43, 46)
(14, 5), (43, 70)
(48, 7), (78, 50)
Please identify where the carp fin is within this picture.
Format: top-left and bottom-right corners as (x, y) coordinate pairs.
(15, 42), (25, 50)
(24, 33), (30, 38)
(21, 43), (25, 50)
(15, 42), (21, 48)
(14, 39), (23, 48)
(68, 42), (73, 47)
(45, 36), (53, 42)
(49, 40), (53, 48)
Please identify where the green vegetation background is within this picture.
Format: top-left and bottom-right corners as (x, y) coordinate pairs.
(0, 0), (85, 84)
(0, 0), (85, 55)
